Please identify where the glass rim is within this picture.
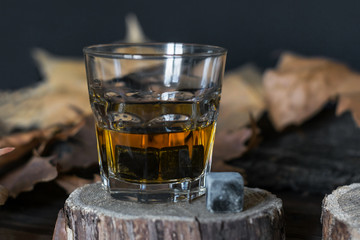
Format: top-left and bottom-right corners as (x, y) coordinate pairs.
(83, 42), (227, 59)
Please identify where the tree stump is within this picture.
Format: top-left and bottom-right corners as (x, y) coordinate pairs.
(54, 182), (284, 240)
(322, 183), (360, 239)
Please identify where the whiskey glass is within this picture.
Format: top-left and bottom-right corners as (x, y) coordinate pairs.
(84, 43), (227, 203)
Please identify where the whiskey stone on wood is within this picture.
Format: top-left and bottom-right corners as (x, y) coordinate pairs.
(322, 183), (360, 240)
(206, 172), (244, 213)
(56, 182), (285, 240)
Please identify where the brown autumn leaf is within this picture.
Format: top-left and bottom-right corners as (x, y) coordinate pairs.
(211, 129), (251, 175)
(51, 116), (98, 172)
(212, 114), (260, 174)
(210, 64), (263, 168)
(0, 50), (90, 135)
(0, 184), (8, 205)
(53, 210), (67, 240)
(0, 13), (149, 135)
(0, 128), (55, 169)
(0, 155), (58, 198)
(51, 120), (86, 141)
(264, 53), (360, 131)
(56, 174), (101, 194)
(0, 147), (15, 156)
(336, 93), (360, 126)
(37, 119), (86, 155)
(0, 128), (52, 147)
(213, 128), (253, 162)
(123, 13), (150, 43)
(217, 64), (265, 132)
(0, 145), (21, 204)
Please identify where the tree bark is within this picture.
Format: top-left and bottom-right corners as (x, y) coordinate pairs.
(54, 183), (285, 240)
(322, 183), (360, 240)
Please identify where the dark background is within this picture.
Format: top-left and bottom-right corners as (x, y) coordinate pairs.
(1, 0), (360, 90)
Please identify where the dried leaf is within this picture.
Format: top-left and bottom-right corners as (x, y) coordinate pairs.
(213, 128), (253, 162)
(0, 185), (8, 205)
(56, 174), (100, 194)
(0, 147), (15, 156)
(211, 65), (263, 164)
(123, 13), (149, 43)
(0, 13), (148, 135)
(217, 65), (265, 132)
(0, 50), (89, 134)
(264, 53), (360, 131)
(52, 116), (98, 172)
(0, 128), (49, 147)
(0, 155), (58, 198)
(337, 93), (360, 126)
(0, 128), (54, 169)
(53, 210), (67, 240)
(37, 120), (86, 155)
(52, 120), (86, 141)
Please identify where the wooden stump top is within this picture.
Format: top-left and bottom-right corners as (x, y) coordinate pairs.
(58, 183), (285, 239)
(322, 183), (360, 239)
(66, 183), (279, 221)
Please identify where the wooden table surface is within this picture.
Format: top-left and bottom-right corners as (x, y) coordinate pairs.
(0, 181), (324, 240)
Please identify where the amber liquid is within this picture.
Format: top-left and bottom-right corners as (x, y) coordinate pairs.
(96, 122), (215, 184)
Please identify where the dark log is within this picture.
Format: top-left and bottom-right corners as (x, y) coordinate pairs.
(232, 108), (360, 194)
(54, 182), (285, 240)
(322, 183), (360, 240)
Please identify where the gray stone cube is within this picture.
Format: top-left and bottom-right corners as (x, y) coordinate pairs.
(206, 172), (244, 213)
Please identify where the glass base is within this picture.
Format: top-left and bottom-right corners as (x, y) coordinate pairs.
(102, 175), (207, 203)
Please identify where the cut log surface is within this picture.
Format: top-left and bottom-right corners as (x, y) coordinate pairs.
(322, 183), (360, 240)
(234, 109), (360, 194)
(57, 182), (284, 240)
